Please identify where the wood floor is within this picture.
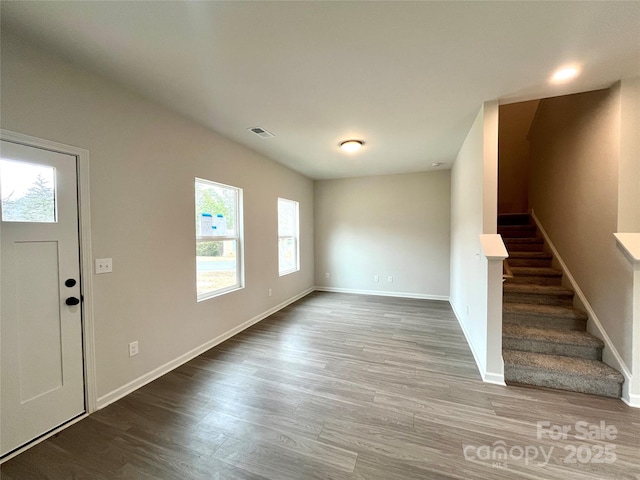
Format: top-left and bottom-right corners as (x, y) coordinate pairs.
(2, 291), (639, 479)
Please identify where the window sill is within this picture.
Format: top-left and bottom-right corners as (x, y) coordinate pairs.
(197, 284), (244, 302)
(279, 268), (300, 277)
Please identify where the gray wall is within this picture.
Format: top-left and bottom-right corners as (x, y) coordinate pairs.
(314, 171), (450, 299)
(1, 32), (315, 401)
(529, 88), (633, 368)
(497, 100), (539, 215)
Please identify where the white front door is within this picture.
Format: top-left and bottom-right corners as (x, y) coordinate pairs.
(0, 140), (85, 458)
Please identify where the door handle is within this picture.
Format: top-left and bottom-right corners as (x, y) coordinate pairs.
(65, 297), (80, 306)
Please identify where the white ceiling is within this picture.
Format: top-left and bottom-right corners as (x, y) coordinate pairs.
(2, 1), (639, 179)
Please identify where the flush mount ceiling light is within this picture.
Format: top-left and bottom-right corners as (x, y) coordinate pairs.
(339, 140), (364, 153)
(432, 162), (443, 167)
(550, 65), (580, 83)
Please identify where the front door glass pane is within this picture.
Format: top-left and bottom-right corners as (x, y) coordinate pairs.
(1, 159), (57, 223)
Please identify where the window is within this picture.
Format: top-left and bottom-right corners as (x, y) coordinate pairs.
(1, 159), (57, 223)
(278, 197), (299, 276)
(195, 178), (243, 300)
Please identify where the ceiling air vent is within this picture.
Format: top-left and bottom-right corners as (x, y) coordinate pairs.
(248, 126), (275, 139)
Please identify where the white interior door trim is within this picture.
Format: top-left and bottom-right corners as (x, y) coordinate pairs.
(0, 129), (97, 416)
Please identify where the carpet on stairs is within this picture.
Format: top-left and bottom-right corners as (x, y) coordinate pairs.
(499, 213), (624, 399)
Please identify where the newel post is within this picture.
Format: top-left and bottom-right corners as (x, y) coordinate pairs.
(480, 234), (509, 384)
(614, 233), (640, 407)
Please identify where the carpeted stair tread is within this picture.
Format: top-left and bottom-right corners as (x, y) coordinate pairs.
(503, 237), (543, 244)
(509, 267), (562, 277)
(507, 251), (552, 259)
(503, 238), (544, 251)
(503, 324), (603, 348)
(503, 349), (624, 397)
(497, 225), (538, 238)
(503, 303), (588, 329)
(503, 350), (624, 383)
(503, 303), (587, 320)
(503, 238), (545, 253)
(498, 225), (536, 232)
(503, 283), (574, 297)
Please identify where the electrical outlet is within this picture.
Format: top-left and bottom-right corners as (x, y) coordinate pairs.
(129, 341), (139, 357)
(268, 288), (272, 297)
(95, 258), (113, 274)
(374, 275), (379, 282)
(387, 276), (393, 283)
(325, 272), (330, 279)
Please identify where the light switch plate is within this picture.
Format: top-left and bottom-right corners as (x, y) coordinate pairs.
(95, 258), (113, 274)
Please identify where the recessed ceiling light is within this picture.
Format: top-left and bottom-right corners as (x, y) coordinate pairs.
(339, 140), (364, 153)
(551, 66), (580, 83)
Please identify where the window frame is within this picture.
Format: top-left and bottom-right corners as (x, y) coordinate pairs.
(277, 197), (300, 276)
(195, 178), (244, 301)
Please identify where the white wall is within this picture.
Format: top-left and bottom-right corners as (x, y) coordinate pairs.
(314, 171), (450, 299)
(450, 102), (503, 383)
(1, 32), (315, 404)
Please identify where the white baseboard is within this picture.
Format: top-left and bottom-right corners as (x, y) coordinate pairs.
(622, 391), (640, 408)
(449, 301), (505, 386)
(449, 301), (483, 373)
(531, 210), (634, 406)
(96, 287), (314, 409)
(314, 286), (449, 301)
(483, 372), (506, 385)
(449, 301), (505, 385)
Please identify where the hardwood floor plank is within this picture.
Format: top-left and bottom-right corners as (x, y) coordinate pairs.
(296, 394), (415, 432)
(2, 291), (638, 479)
(212, 436), (356, 480)
(202, 411), (358, 473)
(352, 452), (460, 480)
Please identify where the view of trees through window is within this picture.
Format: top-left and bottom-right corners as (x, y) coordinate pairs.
(1, 159), (56, 223)
(195, 178), (242, 299)
(195, 181), (235, 256)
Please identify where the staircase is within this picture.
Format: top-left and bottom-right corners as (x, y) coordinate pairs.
(499, 213), (624, 398)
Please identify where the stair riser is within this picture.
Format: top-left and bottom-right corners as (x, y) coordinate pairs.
(503, 315), (586, 331)
(505, 276), (562, 286)
(507, 258), (552, 268)
(503, 338), (602, 360)
(504, 243), (545, 252)
(504, 366), (622, 398)
(498, 228), (538, 238)
(497, 214), (531, 226)
(504, 293), (573, 306)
